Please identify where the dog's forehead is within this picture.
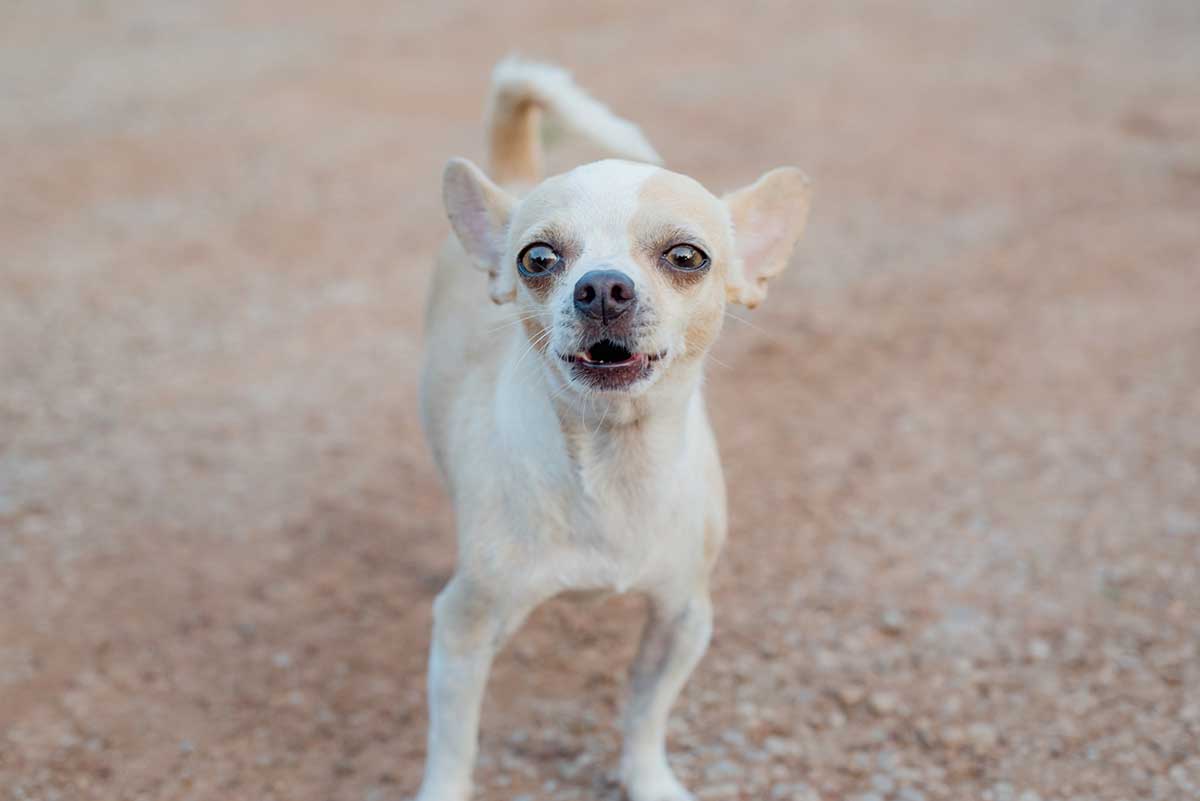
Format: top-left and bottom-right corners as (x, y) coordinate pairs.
(511, 160), (726, 241)
(631, 169), (731, 244)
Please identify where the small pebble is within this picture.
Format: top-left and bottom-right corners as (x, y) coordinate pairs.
(881, 608), (907, 633)
(1029, 639), (1052, 661)
(991, 782), (1016, 801)
(720, 729), (747, 748)
(968, 722), (998, 753)
(838, 685), (867, 706)
(764, 736), (798, 757)
(871, 773), (897, 794)
(771, 783), (821, 801)
(868, 691), (899, 715)
(706, 759), (741, 781)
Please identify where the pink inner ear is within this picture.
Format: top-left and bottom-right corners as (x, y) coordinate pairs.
(445, 162), (510, 267)
(740, 213), (787, 281)
(461, 194), (498, 257)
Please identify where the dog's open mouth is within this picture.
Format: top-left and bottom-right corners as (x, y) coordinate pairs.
(560, 339), (664, 389)
(563, 339), (634, 366)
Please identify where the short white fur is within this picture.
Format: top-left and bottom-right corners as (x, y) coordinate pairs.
(416, 58), (811, 801)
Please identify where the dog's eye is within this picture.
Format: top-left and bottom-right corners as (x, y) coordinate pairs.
(662, 244), (709, 272)
(518, 243), (561, 276)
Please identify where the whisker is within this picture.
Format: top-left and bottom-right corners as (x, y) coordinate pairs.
(548, 380), (574, 403)
(511, 325), (554, 374)
(484, 313), (543, 334)
(522, 330), (554, 371)
(723, 309), (782, 343)
(707, 353), (733, 370)
(680, 329), (733, 371)
(595, 397), (613, 435)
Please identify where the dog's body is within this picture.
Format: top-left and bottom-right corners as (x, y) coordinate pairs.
(417, 59), (811, 801)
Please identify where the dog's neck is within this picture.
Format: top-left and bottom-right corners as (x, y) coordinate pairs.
(544, 358), (707, 455)
(495, 330), (711, 478)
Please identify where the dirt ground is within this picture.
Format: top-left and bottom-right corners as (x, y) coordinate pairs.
(2, 2), (1198, 800)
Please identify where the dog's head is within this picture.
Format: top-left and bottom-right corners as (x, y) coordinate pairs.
(444, 158), (811, 396)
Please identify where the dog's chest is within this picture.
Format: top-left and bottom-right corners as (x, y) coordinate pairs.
(487, 379), (720, 594)
(547, 428), (709, 592)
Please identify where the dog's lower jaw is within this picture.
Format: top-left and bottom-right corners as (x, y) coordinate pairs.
(548, 354), (704, 432)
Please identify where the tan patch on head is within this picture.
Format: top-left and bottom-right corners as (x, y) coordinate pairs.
(631, 171), (732, 281)
(631, 170), (732, 360)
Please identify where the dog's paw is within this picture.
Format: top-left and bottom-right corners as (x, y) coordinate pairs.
(621, 764), (695, 801)
(411, 781), (471, 801)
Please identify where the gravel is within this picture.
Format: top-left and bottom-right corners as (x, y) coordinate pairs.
(2, 2), (1198, 801)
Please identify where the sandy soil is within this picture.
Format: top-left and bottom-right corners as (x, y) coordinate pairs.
(2, 2), (1199, 800)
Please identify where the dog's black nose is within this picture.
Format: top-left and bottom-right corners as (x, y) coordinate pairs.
(573, 269), (636, 323)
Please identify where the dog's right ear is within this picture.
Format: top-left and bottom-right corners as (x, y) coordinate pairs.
(722, 167), (812, 309)
(443, 157), (517, 304)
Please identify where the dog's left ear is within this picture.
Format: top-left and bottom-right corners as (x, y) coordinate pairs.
(443, 157), (518, 304)
(722, 167), (812, 308)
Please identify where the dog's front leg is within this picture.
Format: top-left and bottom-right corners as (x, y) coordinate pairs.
(620, 588), (713, 801)
(414, 575), (535, 801)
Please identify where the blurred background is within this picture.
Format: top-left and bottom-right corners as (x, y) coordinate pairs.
(2, 2), (1198, 800)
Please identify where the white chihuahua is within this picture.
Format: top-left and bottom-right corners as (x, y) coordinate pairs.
(417, 58), (812, 801)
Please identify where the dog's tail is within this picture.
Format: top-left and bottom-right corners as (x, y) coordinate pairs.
(485, 56), (662, 185)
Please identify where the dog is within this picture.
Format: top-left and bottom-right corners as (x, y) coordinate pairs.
(417, 57), (812, 801)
